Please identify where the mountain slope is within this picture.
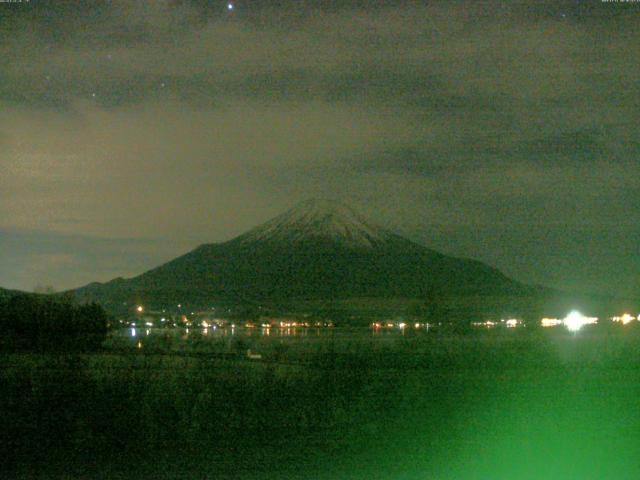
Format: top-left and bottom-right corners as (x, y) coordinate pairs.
(74, 199), (534, 309)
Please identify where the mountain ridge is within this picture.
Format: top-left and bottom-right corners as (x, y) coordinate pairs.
(73, 199), (536, 311)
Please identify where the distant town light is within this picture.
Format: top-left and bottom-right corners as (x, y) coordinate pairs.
(472, 320), (498, 328)
(612, 313), (635, 325)
(541, 317), (562, 328)
(504, 318), (520, 328)
(136, 305), (143, 313)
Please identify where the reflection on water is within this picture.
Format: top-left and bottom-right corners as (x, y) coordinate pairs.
(116, 325), (370, 349)
(112, 324), (433, 353)
(119, 324), (439, 338)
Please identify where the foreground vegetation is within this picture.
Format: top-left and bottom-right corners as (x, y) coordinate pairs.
(0, 294), (108, 352)
(3, 326), (640, 479)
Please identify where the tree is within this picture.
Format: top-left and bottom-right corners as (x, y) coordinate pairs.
(0, 294), (108, 352)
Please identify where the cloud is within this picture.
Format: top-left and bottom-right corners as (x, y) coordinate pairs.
(0, 0), (638, 295)
(0, 227), (183, 291)
(0, 99), (411, 240)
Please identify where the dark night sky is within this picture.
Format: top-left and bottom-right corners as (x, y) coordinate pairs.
(0, 0), (638, 297)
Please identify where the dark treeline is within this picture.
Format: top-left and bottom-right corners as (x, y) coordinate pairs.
(0, 294), (108, 352)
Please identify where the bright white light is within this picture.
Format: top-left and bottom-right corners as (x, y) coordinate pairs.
(398, 322), (406, 329)
(136, 305), (143, 313)
(563, 310), (598, 332)
(227, 2), (234, 10)
(130, 328), (136, 337)
(145, 322), (153, 327)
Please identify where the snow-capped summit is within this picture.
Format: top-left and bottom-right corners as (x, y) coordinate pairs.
(236, 199), (391, 248)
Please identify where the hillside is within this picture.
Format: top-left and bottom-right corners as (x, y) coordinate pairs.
(0, 287), (23, 301)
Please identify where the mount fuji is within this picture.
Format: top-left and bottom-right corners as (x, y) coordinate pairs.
(73, 199), (534, 310)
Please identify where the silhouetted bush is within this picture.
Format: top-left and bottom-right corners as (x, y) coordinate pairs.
(0, 294), (108, 352)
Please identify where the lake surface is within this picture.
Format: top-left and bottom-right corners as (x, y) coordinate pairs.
(108, 325), (423, 353)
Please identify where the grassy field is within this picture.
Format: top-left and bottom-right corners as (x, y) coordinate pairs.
(3, 326), (640, 479)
